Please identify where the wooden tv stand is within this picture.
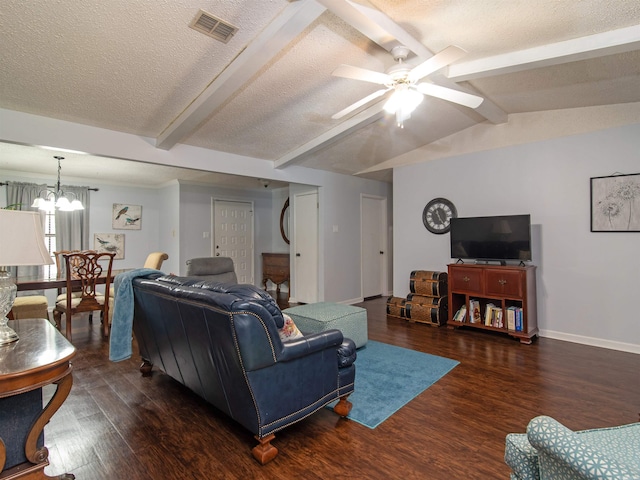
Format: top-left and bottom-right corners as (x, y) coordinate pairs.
(447, 263), (538, 344)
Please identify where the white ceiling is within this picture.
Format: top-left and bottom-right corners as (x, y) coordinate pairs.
(1, 0), (639, 187)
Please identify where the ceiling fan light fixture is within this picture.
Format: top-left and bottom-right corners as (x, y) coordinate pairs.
(384, 86), (423, 126)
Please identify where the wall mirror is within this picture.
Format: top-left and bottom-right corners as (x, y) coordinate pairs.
(280, 198), (290, 244)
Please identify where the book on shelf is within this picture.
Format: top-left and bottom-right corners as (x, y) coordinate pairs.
(495, 309), (503, 328)
(484, 303), (496, 326)
(453, 305), (467, 322)
(469, 299), (481, 324)
(514, 306), (523, 331)
(507, 306), (517, 331)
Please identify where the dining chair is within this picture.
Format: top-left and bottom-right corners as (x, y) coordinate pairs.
(9, 295), (49, 321)
(143, 251), (169, 270)
(53, 251), (116, 340)
(107, 251), (169, 325)
(54, 249), (99, 319)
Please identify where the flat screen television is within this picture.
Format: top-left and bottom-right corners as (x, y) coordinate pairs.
(450, 214), (531, 264)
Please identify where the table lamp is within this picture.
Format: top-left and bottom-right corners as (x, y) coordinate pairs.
(0, 209), (54, 345)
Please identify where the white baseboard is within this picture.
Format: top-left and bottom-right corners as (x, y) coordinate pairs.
(539, 329), (640, 354)
(340, 297), (364, 305)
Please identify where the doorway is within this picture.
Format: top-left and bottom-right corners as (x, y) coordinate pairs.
(212, 199), (254, 284)
(361, 195), (387, 299)
(293, 191), (318, 303)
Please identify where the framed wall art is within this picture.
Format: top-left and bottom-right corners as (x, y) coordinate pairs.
(94, 233), (125, 259)
(590, 173), (640, 232)
(112, 203), (142, 230)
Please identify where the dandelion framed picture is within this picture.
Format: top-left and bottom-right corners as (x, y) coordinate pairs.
(590, 173), (640, 232)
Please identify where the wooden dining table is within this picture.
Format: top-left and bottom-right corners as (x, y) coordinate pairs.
(14, 269), (129, 292)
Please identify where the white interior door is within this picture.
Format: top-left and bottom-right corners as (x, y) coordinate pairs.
(362, 195), (387, 298)
(213, 200), (254, 284)
(294, 191), (318, 304)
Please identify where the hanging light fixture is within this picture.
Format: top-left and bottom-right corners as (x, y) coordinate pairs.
(383, 84), (424, 128)
(31, 156), (84, 212)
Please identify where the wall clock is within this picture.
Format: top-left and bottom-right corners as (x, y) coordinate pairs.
(422, 198), (457, 234)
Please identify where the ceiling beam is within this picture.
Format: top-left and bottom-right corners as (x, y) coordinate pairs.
(274, 0), (508, 168)
(448, 24), (640, 82)
(275, 102), (386, 168)
(156, 0), (327, 150)
(317, 0), (507, 127)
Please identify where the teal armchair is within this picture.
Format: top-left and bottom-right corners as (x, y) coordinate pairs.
(505, 415), (640, 480)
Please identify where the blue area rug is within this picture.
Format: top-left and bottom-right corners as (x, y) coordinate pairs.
(328, 340), (459, 429)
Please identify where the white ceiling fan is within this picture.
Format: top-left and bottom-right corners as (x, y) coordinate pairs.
(331, 45), (484, 126)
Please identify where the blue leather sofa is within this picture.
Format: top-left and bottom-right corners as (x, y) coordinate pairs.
(130, 274), (356, 464)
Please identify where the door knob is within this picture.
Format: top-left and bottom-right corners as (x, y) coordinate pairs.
(296, 253), (301, 257)
(380, 251), (384, 254)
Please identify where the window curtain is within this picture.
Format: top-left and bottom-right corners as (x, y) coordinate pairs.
(5, 182), (47, 292)
(55, 184), (91, 251)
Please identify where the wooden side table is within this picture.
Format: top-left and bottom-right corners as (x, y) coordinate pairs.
(261, 253), (290, 299)
(0, 319), (76, 480)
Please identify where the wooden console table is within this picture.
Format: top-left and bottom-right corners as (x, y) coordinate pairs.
(261, 253), (290, 299)
(0, 319), (76, 480)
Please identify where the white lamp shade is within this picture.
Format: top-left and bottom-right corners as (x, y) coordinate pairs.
(55, 196), (72, 209)
(69, 199), (84, 210)
(0, 210), (54, 266)
(384, 86), (423, 114)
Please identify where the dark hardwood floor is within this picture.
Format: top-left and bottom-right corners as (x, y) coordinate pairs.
(42, 296), (640, 479)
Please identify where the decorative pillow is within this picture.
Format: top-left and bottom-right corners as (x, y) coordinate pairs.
(278, 313), (304, 343)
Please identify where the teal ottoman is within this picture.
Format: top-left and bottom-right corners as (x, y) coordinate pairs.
(283, 302), (368, 348)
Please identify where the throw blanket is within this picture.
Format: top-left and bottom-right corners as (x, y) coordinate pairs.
(109, 268), (161, 362)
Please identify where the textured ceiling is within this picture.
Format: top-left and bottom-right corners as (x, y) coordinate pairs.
(1, 0), (639, 187)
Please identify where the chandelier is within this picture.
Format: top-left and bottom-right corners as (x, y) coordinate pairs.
(31, 156), (84, 212)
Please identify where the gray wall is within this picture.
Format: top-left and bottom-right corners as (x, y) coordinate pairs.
(178, 182), (275, 281)
(0, 108), (394, 304)
(393, 123), (640, 353)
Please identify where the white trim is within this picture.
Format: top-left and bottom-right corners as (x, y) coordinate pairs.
(539, 329), (640, 355)
(338, 297), (364, 305)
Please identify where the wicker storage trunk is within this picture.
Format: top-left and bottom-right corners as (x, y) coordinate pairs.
(409, 270), (448, 297)
(405, 294), (448, 326)
(388, 270), (448, 326)
(386, 296), (406, 318)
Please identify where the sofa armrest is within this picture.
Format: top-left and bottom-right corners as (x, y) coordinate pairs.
(277, 329), (346, 363)
(527, 416), (640, 480)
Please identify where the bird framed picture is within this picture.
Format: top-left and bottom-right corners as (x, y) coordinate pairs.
(94, 233), (125, 259)
(112, 203), (142, 230)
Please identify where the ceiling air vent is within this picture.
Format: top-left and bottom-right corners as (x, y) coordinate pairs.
(189, 10), (238, 43)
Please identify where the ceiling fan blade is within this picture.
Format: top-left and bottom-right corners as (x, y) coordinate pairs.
(408, 45), (467, 82)
(332, 88), (391, 119)
(332, 64), (392, 85)
(415, 83), (484, 109)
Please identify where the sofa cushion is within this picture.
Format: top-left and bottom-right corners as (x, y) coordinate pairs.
(278, 313), (304, 343)
(155, 274), (285, 328)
